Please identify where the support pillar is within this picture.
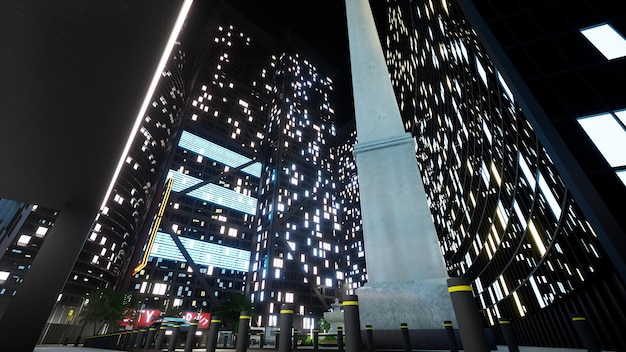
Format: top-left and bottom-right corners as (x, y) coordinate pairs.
(344, 1), (455, 344)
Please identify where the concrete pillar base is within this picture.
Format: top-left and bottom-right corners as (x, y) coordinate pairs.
(356, 278), (456, 330)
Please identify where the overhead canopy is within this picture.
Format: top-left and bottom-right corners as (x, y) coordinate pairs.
(0, 0), (183, 210)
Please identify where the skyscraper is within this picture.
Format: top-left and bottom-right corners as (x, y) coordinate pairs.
(249, 46), (343, 327)
(116, 1), (346, 331)
(371, 0), (626, 349)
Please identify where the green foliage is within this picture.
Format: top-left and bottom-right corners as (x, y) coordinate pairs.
(79, 287), (141, 335)
(318, 317), (330, 333)
(299, 335), (313, 346)
(211, 292), (257, 334)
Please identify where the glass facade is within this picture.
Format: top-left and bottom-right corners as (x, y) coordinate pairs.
(372, 0), (626, 349)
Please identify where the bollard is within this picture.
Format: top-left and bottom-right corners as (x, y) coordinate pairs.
(571, 314), (601, 352)
(278, 304), (294, 352)
(116, 331), (126, 349)
(313, 329), (319, 352)
(498, 318), (519, 352)
(124, 330), (135, 349)
(185, 320), (199, 352)
(134, 328), (146, 348)
(259, 331), (265, 348)
(343, 295), (362, 352)
(365, 325), (374, 352)
(145, 326), (157, 349)
(275, 330), (280, 350)
(168, 324), (181, 352)
(292, 329), (299, 350)
(337, 326), (344, 352)
(155, 324), (168, 350)
(400, 323), (411, 352)
(447, 277), (490, 352)
(444, 320), (458, 352)
(236, 312), (252, 352)
(205, 316), (222, 352)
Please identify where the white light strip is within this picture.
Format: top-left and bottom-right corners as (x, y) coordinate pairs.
(99, 0), (194, 210)
(149, 231), (250, 272)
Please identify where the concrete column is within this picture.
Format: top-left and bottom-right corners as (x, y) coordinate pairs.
(345, 0), (455, 334)
(0, 204), (98, 352)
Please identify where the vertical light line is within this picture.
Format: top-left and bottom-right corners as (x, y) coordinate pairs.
(99, 0), (194, 210)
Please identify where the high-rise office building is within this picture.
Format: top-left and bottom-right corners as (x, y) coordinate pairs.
(2, 2), (354, 342)
(103, 1), (345, 330)
(123, 2), (275, 316)
(371, 0), (626, 349)
(249, 47), (343, 327)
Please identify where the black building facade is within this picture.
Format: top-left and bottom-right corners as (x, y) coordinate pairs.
(372, 0), (626, 349)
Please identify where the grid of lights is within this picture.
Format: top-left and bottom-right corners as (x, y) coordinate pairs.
(179, 130), (262, 177)
(167, 169), (258, 215)
(381, 0), (607, 326)
(149, 231), (250, 272)
(249, 52), (341, 325)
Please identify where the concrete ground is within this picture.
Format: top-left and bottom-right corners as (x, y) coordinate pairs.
(33, 345), (609, 352)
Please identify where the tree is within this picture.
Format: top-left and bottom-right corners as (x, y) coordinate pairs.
(79, 287), (142, 335)
(212, 292), (257, 333)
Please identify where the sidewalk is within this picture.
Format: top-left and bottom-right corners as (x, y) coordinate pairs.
(33, 345), (605, 352)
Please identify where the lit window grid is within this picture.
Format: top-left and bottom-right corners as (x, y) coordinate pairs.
(130, 19), (274, 310)
(0, 202), (59, 301)
(381, 0), (608, 321)
(184, 20), (274, 158)
(249, 53), (341, 320)
(71, 48), (188, 303)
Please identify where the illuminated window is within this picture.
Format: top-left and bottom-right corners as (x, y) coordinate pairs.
(0, 271), (10, 283)
(578, 110), (626, 186)
(35, 226), (48, 237)
(17, 235), (31, 247)
(581, 23), (626, 60)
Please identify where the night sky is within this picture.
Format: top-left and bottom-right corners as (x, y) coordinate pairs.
(228, 0), (355, 125)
